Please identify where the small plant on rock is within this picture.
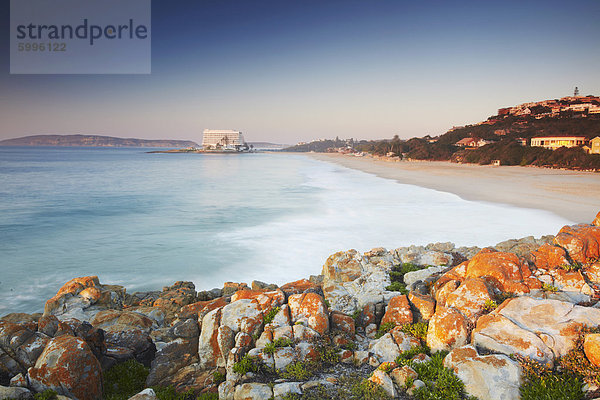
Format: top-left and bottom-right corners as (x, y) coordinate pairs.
(34, 390), (58, 400)
(400, 322), (428, 341)
(541, 283), (559, 293)
(212, 371), (226, 385)
(281, 361), (313, 380)
(483, 299), (498, 313)
(395, 344), (431, 365)
(232, 355), (260, 375)
(263, 306), (281, 324)
(519, 358), (584, 400)
(374, 322), (397, 339)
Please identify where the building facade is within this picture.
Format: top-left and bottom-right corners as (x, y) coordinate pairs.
(202, 130), (246, 150)
(586, 136), (600, 154)
(530, 136), (586, 150)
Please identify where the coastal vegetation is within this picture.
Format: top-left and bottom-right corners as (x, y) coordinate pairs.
(284, 101), (600, 170)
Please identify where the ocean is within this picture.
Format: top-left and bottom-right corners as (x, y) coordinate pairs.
(0, 147), (572, 314)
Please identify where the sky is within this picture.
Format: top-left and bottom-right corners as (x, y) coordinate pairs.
(1, 0), (600, 144)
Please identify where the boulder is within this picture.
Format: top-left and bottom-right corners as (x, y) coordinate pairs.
(330, 312), (355, 337)
(554, 224), (600, 263)
(0, 386), (32, 399)
(321, 249), (396, 315)
(445, 278), (494, 324)
(43, 276), (127, 321)
(403, 266), (447, 290)
(230, 289), (285, 315)
(280, 279), (320, 296)
(390, 365), (418, 388)
(128, 388), (157, 400)
(369, 328), (420, 363)
(408, 292), (436, 320)
(146, 338), (198, 387)
(91, 310), (154, 333)
(273, 382), (302, 400)
(531, 243), (570, 270)
(233, 383), (273, 400)
(438, 249), (540, 294)
(472, 313), (553, 366)
(222, 282), (250, 297)
(584, 334), (600, 368)
(426, 306), (470, 353)
(473, 297), (600, 365)
(198, 307), (223, 369)
(444, 345), (522, 400)
(288, 293), (329, 336)
(27, 335), (102, 400)
(381, 295), (413, 326)
(152, 281), (196, 322)
(220, 299), (263, 337)
(593, 211), (600, 227)
(368, 370), (397, 398)
(178, 297), (229, 322)
(0, 321), (50, 377)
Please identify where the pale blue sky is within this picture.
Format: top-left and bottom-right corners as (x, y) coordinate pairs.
(1, 0), (599, 143)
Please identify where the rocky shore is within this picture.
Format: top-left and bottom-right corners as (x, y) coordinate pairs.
(2, 214), (600, 400)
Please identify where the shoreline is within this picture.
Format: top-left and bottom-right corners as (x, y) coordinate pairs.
(306, 153), (600, 223)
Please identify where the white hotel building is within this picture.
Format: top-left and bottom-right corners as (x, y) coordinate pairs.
(201, 129), (246, 150)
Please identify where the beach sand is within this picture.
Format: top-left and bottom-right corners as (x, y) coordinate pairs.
(307, 153), (600, 224)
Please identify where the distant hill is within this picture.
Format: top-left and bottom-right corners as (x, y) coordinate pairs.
(0, 134), (198, 148)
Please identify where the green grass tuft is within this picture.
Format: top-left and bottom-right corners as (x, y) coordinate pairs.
(103, 359), (150, 400)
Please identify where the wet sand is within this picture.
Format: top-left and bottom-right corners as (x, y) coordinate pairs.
(307, 153), (600, 224)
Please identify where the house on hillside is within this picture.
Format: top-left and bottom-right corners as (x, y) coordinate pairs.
(584, 137), (600, 154)
(455, 138), (494, 148)
(530, 136), (586, 150)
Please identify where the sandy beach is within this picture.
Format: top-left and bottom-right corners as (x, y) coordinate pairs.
(308, 153), (600, 224)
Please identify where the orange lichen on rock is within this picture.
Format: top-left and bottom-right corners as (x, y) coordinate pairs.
(381, 295), (413, 326)
(288, 292), (329, 336)
(554, 224), (600, 263)
(531, 243), (570, 270)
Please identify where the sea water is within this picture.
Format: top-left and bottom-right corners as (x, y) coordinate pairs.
(0, 147), (572, 314)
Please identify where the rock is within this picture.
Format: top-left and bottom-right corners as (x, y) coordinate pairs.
(554, 224), (600, 263)
(445, 278), (494, 324)
(219, 380), (235, 400)
(369, 328), (420, 363)
(473, 297), (600, 365)
(0, 386), (32, 399)
(438, 249), (539, 294)
(9, 373), (27, 388)
(91, 310), (154, 333)
(273, 347), (296, 371)
(128, 388), (157, 400)
(472, 313), (554, 366)
(152, 281), (196, 322)
(43, 276), (127, 321)
(444, 345), (522, 400)
(233, 382), (273, 400)
(381, 295), (413, 326)
(280, 279), (320, 296)
(426, 306), (470, 353)
(270, 305), (291, 328)
(273, 382), (302, 400)
(37, 315), (59, 337)
(407, 379), (426, 396)
(180, 297), (229, 323)
(251, 280), (278, 291)
(220, 299), (263, 337)
(0, 321), (50, 376)
(368, 370), (397, 397)
(27, 335), (102, 400)
(146, 338), (198, 387)
(0, 314), (38, 324)
(330, 312), (355, 337)
(288, 293), (329, 336)
(594, 212), (600, 227)
(408, 292), (436, 320)
(584, 334), (600, 368)
(404, 266), (447, 290)
(198, 307), (223, 369)
(222, 282), (250, 297)
(531, 243), (570, 270)
(230, 290), (286, 315)
(390, 365), (418, 388)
